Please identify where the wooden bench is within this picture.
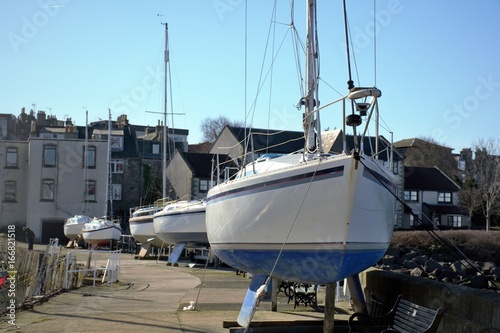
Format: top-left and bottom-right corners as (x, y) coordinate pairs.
(348, 294), (444, 333)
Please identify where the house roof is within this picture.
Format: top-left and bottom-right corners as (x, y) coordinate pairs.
(404, 166), (460, 191)
(322, 130), (403, 161)
(226, 126), (305, 154)
(177, 151), (236, 178)
(394, 138), (452, 151)
(423, 203), (467, 215)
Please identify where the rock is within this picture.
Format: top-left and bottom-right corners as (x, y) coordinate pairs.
(438, 269), (458, 281)
(385, 247), (401, 257)
(481, 261), (497, 274)
(410, 267), (427, 277)
(491, 267), (500, 280)
(450, 261), (464, 273)
(464, 275), (489, 289)
(403, 260), (419, 270)
(380, 255), (396, 265)
(402, 250), (419, 261)
(424, 260), (442, 273)
(430, 253), (446, 262)
(414, 255), (428, 266)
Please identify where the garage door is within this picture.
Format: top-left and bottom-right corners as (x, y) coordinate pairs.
(41, 219), (69, 244)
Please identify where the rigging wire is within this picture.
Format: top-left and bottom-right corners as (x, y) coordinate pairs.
(244, 0), (248, 164)
(373, 0), (377, 86)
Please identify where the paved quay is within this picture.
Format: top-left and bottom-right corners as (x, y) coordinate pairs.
(1, 250), (353, 333)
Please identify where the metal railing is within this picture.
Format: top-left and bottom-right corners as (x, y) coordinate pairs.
(64, 249), (121, 289)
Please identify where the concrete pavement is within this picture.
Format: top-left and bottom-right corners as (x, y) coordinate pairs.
(0, 251), (352, 333)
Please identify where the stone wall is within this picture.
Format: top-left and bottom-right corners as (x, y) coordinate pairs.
(360, 269), (500, 333)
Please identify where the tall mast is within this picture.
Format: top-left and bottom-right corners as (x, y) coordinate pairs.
(162, 22), (169, 202)
(106, 109), (113, 218)
(304, 0), (321, 154)
(83, 109), (88, 215)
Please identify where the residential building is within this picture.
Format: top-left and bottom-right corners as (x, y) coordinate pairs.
(402, 166), (468, 229)
(1, 137), (108, 243)
(209, 126), (305, 167)
(166, 150), (235, 200)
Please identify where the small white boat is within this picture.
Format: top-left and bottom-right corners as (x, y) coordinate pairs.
(82, 217), (122, 247)
(64, 215), (93, 241)
(129, 205), (164, 247)
(153, 200), (208, 247)
(82, 110), (122, 248)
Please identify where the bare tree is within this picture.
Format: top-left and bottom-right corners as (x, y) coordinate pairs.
(200, 115), (244, 143)
(467, 138), (500, 232)
(403, 136), (456, 178)
(457, 177), (482, 229)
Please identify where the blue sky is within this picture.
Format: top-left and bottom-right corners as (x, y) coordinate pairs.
(2, 0), (499, 153)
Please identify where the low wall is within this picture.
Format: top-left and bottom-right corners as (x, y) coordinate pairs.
(360, 269), (500, 333)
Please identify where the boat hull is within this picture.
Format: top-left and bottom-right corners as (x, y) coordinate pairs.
(153, 202), (208, 247)
(129, 219), (164, 247)
(64, 215), (93, 240)
(82, 221), (122, 247)
(206, 153), (397, 284)
(129, 207), (164, 247)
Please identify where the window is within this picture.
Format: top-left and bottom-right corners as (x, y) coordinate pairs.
(41, 179), (55, 201)
(4, 181), (16, 202)
(199, 179), (209, 193)
(392, 162), (399, 175)
(85, 145), (96, 168)
(152, 143), (160, 155)
(110, 184), (122, 200)
(409, 214), (415, 227)
(110, 159), (124, 174)
(6, 147), (18, 167)
(448, 215), (461, 228)
(438, 192), (452, 203)
(404, 190), (418, 202)
(85, 180), (96, 202)
(43, 145), (56, 167)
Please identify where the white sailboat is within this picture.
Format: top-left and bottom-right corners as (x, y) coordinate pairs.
(82, 110), (122, 247)
(153, 199), (208, 247)
(206, 0), (398, 285)
(150, 23), (210, 250)
(64, 110), (93, 242)
(129, 204), (164, 247)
